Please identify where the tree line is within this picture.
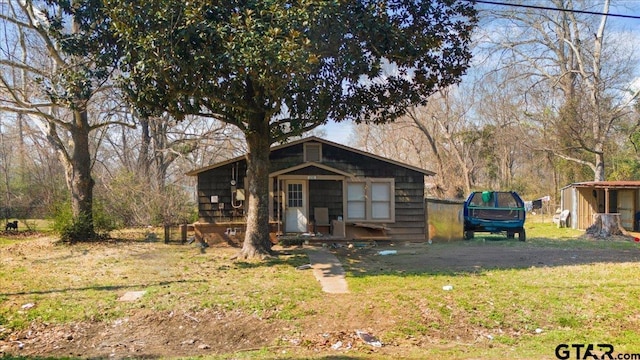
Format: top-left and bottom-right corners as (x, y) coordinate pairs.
(354, 0), (640, 201)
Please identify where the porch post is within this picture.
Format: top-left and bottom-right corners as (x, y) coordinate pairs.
(276, 177), (281, 235)
(268, 175), (273, 227)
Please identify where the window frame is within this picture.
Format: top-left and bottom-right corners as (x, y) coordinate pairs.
(287, 182), (304, 208)
(344, 178), (395, 223)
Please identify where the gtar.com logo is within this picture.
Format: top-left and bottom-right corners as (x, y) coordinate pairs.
(555, 344), (613, 359)
(555, 344), (640, 360)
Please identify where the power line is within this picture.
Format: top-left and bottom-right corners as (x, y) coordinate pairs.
(469, 0), (640, 20)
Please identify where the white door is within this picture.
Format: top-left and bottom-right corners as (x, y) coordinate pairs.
(618, 190), (634, 230)
(285, 180), (307, 233)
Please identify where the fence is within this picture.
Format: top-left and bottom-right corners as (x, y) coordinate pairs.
(425, 198), (464, 242)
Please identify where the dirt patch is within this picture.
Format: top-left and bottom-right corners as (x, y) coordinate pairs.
(2, 309), (283, 359)
(333, 240), (640, 274)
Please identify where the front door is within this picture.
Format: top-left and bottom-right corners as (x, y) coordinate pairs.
(285, 180), (307, 233)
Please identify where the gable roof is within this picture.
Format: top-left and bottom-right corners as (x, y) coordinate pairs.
(186, 136), (435, 176)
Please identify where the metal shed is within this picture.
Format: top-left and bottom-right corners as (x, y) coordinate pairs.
(559, 181), (640, 231)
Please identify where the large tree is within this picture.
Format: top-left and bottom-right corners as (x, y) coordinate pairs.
(481, 0), (639, 181)
(0, 0), (123, 240)
(103, 0), (477, 258)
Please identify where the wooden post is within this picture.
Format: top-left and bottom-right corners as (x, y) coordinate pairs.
(180, 224), (187, 244)
(164, 225), (170, 243)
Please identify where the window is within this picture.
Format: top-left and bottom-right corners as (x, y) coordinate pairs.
(288, 183), (303, 207)
(304, 143), (322, 162)
(345, 179), (394, 222)
(371, 183), (391, 219)
(347, 183), (366, 219)
(496, 192), (517, 208)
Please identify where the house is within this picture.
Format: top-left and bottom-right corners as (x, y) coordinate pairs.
(559, 181), (640, 231)
(186, 136), (435, 244)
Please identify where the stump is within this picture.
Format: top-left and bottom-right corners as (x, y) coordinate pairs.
(585, 213), (628, 238)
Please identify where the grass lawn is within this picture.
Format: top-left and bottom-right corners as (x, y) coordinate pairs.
(0, 217), (639, 359)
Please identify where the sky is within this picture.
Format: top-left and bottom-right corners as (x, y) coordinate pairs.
(317, 121), (354, 145)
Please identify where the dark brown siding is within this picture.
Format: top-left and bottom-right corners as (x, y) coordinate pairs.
(311, 144), (426, 241)
(195, 140), (428, 241)
(196, 161), (247, 223)
(390, 169), (426, 241)
(270, 143), (304, 172)
(308, 180), (343, 223)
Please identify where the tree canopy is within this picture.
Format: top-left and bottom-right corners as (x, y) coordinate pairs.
(96, 0), (478, 257)
(480, 0), (638, 181)
(106, 0), (477, 139)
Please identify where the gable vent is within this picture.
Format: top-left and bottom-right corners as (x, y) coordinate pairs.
(304, 143), (322, 162)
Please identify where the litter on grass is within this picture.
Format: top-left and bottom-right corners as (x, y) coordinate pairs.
(356, 330), (382, 347)
(377, 250), (397, 256)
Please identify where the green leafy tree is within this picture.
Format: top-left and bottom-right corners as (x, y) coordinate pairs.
(103, 0), (477, 258)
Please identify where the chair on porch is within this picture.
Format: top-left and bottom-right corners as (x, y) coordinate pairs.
(313, 207), (330, 234)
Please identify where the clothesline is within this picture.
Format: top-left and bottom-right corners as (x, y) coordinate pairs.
(524, 195), (551, 212)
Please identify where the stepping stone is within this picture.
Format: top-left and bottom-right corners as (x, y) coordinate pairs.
(118, 291), (146, 301)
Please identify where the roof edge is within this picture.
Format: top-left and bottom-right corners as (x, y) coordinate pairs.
(563, 180), (640, 188)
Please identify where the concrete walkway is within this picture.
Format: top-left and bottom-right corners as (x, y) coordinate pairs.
(305, 248), (349, 294)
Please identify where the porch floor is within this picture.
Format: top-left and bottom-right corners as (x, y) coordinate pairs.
(276, 233), (392, 247)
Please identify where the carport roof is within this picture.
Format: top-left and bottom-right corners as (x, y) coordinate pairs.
(562, 181), (640, 190)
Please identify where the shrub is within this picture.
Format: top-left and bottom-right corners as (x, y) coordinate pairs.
(58, 213), (97, 243)
(51, 200), (117, 242)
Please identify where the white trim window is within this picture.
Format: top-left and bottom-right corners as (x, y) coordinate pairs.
(345, 178), (395, 222)
(347, 182), (366, 219)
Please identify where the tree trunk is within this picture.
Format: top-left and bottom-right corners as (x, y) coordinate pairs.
(408, 111), (447, 193)
(237, 119), (274, 259)
(151, 119), (170, 191)
(594, 151), (605, 182)
(586, 213), (628, 239)
(63, 110), (95, 238)
(138, 117), (152, 181)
